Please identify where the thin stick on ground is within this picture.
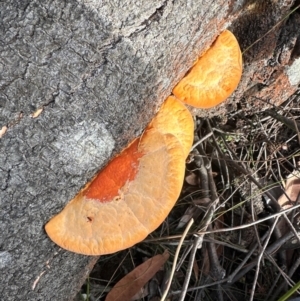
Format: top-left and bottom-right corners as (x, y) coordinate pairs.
(249, 215), (280, 301)
(161, 218), (194, 301)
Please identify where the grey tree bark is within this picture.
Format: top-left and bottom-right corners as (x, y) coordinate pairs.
(0, 0), (299, 300)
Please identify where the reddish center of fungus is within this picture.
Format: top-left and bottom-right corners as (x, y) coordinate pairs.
(85, 138), (143, 202)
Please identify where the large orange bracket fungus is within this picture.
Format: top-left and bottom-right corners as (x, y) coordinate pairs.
(173, 30), (242, 108)
(46, 30), (242, 255)
(45, 96), (194, 255)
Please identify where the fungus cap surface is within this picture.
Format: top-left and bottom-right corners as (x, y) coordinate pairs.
(45, 97), (194, 255)
(172, 30), (242, 108)
(148, 96), (194, 157)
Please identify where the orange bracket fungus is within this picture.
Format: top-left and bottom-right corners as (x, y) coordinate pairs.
(172, 30), (242, 108)
(46, 30), (242, 255)
(45, 96), (194, 255)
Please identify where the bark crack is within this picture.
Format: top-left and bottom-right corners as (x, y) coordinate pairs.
(121, 0), (169, 38)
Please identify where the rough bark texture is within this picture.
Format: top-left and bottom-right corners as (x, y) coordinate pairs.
(0, 0), (300, 300)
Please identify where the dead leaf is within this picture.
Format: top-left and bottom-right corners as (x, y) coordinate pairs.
(278, 171), (300, 209)
(131, 286), (148, 300)
(176, 205), (201, 229)
(31, 108), (43, 118)
(185, 172), (199, 186)
(105, 251), (169, 301)
(176, 198), (212, 229)
(0, 126), (7, 138)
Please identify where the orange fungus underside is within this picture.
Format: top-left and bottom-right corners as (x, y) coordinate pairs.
(45, 30), (243, 256)
(45, 96), (194, 255)
(85, 139), (143, 202)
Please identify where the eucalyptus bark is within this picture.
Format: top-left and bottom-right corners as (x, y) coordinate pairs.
(1, 0), (299, 300)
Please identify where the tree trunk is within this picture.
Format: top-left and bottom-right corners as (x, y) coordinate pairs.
(0, 0), (299, 300)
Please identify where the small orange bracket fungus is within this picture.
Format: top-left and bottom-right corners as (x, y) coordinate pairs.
(45, 96), (194, 255)
(172, 30), (242, 108)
